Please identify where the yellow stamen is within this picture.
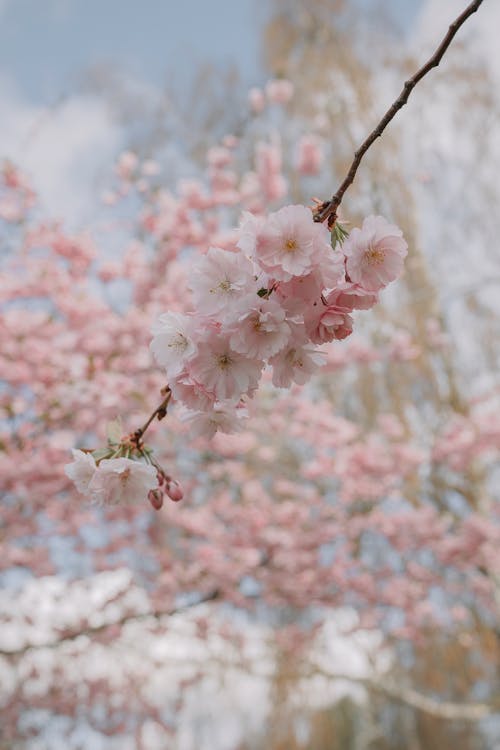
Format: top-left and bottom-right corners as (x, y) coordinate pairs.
(365, 247), (385, 265)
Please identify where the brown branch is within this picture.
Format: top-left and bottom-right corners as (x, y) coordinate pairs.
(131, 385), (171, 446)
(313, 0), (485, 228)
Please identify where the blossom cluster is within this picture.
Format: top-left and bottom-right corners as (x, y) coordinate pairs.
(65, 447), (184, 508)
(150, 207), (408, 438)
(64, 415), (184, 509)
(65, 450), (156, 505)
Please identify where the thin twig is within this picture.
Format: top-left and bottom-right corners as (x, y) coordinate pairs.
(132, 386), (171, 445)
(313, 0), (484, 228)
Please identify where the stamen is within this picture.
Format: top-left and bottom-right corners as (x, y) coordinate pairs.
(217, 354), (232, 370)
(365, 247), (385, 265)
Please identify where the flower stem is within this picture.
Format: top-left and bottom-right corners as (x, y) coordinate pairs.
(132, 387), (171, 446)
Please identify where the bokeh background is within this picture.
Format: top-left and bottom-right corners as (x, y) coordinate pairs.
(1, 1), (500, 748)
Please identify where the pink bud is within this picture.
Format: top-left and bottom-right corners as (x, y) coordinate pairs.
(148, 489), (164, 510)
(166, 480), (184, 502)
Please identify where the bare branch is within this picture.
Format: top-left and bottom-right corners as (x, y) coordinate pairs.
(314, 0), (485, 228)
(0, 588), (220, 658)
(292, 664), (498, 722)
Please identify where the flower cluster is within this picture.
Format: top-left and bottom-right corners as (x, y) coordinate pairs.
(65, 450), (158, 505)
(150, 206), (408, 438)
(64, 419), (184, 508)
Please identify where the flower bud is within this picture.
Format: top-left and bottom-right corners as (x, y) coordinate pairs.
(166, 480), (183, 502)
(148, 488), (164, 510)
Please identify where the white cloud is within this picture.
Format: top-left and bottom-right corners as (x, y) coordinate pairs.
(0, 75), (124, 227)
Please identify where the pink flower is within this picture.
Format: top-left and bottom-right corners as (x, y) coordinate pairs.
(190, 247), (257, 315)
(330, 282), (378, 311)
(182, 402), (249, 439)
(64, 449), (96, 495)
(255, 142), (288, 202)
(206, 146), (232, 169)
(304, 303), (353, 344)
(269, 335), (326, 388)
(342, 215), (408, 292)
(229, 298), (291, 359)
(295, 135), (323, 175)
(150, 312), (197, 379)
(189, 334), (263, 401)
(239, 205), (331, 282)
(265, 79), (294, 104)
(272, 251), (344, 318)
(170, 371), (216, 411)
(87, 458), (158, 505)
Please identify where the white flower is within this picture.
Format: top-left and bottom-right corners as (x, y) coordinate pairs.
(188, 333), (263, 401)
(182, 402), (248, 439)
(270, 341), (326, 388)
(190, 246), (257, 315)
(342, 215), (408, 292)
(87, 458), (158, 505)
(229, 297), (291, 359)
(64, 450), (96, 495)
(150, 311), (197, 379)
(239, 205), (332, 282)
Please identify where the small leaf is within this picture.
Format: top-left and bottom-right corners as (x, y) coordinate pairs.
(106, 417), (123, 445)
(331, 222), (349, 249)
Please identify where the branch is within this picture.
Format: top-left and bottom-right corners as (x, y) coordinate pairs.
(313, 0), (485, 227)
(0, 558), (272, 658)
(295, 664), (498, 722)
(2, 597), (497, 723)
(131, 385), (171, 446)
(0, 588), (220, 658)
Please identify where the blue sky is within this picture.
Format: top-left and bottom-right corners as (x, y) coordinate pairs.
(0, 0), (420, 104)
(0, 0), (266, 103)
(2, 0), (495, 228)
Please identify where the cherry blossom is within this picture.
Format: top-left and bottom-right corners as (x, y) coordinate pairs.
(64, 449), (97, 495)
(188, 334), (263, 401)
(304, 302), (353, 344)
(182, 401), (249, 439)
(150, 312), (198, 379)
(295, 134), (324, 175)
(239, 204), (332, 281)
(265, 78), (294, 104)
(229, 297), (291, 359)
(342, 215), (408, 292)
(190, 246), (258, 314)
(87, 458), (158, 506)
(269, 339), (326, 388)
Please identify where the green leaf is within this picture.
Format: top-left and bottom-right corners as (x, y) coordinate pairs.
(330, 222), (349, 249)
